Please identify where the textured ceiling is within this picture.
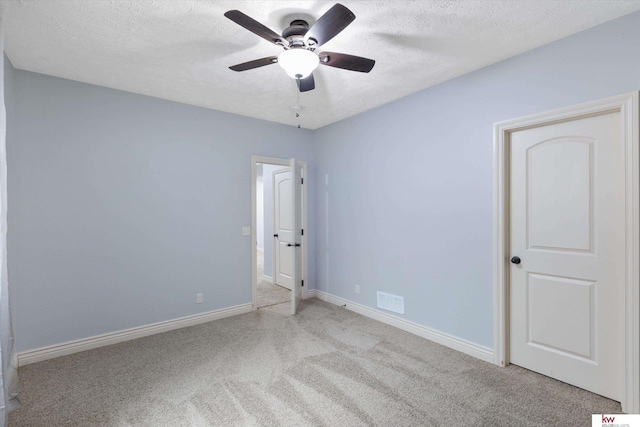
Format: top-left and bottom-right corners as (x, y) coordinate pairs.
(4, 0), (640, 129)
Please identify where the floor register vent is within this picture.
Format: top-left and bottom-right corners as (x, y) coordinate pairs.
(377, 291), (405, 315)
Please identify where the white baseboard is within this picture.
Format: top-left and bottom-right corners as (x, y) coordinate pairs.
(17, 303), (254, 367)
(18, 292), (493, 367)
(303, 287), (316, 299)
(262, 275), (273, 284)
(310, 290), (494, 364)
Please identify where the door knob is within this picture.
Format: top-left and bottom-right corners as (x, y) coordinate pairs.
(273, 234), (278, 238)
(286, 243), (301, 247)
(511, 256), (521, 264)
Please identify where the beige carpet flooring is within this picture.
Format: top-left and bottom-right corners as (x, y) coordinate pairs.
(256, 249), (291, 309)
(9, 298), (621, 426)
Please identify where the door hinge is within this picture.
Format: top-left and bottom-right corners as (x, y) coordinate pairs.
(301, 280), (304, 287)
(301, 229), (304, 235)
(301, 177), (304, 184)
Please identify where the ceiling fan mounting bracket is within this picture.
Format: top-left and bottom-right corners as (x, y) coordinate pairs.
(282, 20), (309, 39)
(282, 19), (313, 49)
(289, 19), (309, 27)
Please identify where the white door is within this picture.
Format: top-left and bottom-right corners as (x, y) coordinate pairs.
(273, 168), (293, 290)
(290, 159), (303, 315)
(509, 110), (625, 401)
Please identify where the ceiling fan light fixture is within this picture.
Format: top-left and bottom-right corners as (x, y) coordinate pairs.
(277, 49), (319, 79)
(225, 4), (373, 92)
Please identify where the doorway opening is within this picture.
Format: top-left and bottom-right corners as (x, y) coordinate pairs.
(251, 156), (307, 315)
(256, 162), (292, 310)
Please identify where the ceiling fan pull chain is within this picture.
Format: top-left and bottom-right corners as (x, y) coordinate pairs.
(296, 89), (302, 128)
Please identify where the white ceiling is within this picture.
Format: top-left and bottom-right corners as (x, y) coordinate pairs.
(4, 1), (640, 129)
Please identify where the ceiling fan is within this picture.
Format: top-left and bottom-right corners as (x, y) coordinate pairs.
(224, 3), (375, 92)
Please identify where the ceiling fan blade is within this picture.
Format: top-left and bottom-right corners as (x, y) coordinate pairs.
(229, 56), (278, 72)
(318, 52), (375, 73)
(297, 74), (315, 92)
(224, 10), (289, 47)
(304, 4), (355, 47)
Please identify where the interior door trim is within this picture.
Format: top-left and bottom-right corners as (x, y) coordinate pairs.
(250, 156), (308, 311)
(492, 92), (639, 413)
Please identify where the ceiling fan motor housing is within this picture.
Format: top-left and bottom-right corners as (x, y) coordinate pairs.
(282, 20), (314, 48)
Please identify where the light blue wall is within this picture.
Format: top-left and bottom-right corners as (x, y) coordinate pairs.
(312, 11), (640, 348)
(261, 163), (284, 279)
(8, 69), (315, 352)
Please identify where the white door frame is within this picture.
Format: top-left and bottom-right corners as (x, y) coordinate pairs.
(251, 155), (308, 310)
(493, 92), (639, 413)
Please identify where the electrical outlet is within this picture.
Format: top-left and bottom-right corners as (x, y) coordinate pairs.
(354, 284), (360, 294)
(196, 293), (203, 304)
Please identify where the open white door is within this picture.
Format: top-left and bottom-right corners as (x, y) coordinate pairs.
(290, 158), (303, 315)
(273, 168), (293, 290)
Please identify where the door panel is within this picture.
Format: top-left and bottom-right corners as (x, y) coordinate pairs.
(273, 168), (293, 290)
(526, 273), (595, 360)
(527, 138), (593, 252)
(509, 111), (625, 401)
